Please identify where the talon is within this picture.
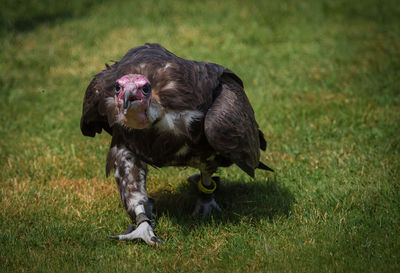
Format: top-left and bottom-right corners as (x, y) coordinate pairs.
(108, 224), (136, 240)
(124, 225), (135, 234)
(150, 236), (165, 246)
(192, 197), (222, 217)
(108, 222), (162, 246)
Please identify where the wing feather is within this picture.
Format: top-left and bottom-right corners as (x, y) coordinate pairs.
(80, 63), (118, 137)
(204, 73), (260, 177)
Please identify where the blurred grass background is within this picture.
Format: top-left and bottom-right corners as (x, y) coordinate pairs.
(0, 0), (399, 272)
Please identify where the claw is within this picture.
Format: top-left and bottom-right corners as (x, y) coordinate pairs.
(124, 224), (135, 234)
(192, 197), (222, 217)
(189, 174), (221, 216)
(150, 236), (165, 246)
(108, 222), (164, 246)
(108, 224), (136, 239)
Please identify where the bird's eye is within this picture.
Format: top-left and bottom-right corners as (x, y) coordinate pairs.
(114, 82), (121, 95)
(142, 84), (151, 95)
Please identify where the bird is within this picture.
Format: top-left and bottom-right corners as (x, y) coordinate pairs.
(80, 43), (273, 246)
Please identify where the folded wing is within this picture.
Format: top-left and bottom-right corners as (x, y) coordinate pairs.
(204, 72), (261, 177)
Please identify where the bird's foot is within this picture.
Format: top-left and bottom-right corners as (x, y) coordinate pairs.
(109, 210), (163, 246)
(192, 195), (221, 216)
(109, 221), (164, 246)
(188, 173), (222, 217)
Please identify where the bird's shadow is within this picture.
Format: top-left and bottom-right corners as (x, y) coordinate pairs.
(150, 175), (294, 229)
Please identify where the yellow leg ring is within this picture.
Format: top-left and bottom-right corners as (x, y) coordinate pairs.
(197, 178), (217, 194)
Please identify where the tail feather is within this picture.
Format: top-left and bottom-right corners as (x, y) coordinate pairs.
(258, 162), (274, 172)
(258, 130), (267, 151)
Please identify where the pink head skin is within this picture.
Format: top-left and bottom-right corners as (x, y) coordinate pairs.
(114, 74), (152, 129)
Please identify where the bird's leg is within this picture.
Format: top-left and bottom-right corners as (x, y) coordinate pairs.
(108, 146), (163, 246)
(190, 169), (221, 217)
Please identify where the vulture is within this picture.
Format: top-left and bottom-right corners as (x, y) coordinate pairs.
(80, 43), (272, 246)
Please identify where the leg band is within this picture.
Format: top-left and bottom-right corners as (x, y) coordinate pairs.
(136, 213), (152, 226)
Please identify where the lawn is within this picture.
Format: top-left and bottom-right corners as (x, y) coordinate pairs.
(0, 0), (399, 272)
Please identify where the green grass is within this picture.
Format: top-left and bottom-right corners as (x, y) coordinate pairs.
(1, 0), (399, 272)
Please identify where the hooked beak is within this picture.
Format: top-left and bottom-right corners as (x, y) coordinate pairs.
(123, 89), (142, 115)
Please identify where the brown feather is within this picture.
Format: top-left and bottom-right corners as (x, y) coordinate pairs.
(81, 43), (270, 177)
(204, 73), (260, 176)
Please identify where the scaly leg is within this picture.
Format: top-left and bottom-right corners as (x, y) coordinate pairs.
(107, 146), (163, 246)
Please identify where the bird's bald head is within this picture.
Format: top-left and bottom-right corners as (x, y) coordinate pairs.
(114, 74), (152, 129)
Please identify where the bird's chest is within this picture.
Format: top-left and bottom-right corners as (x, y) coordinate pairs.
(122, 110), (212, 167)
(128, 134), (188, 166)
